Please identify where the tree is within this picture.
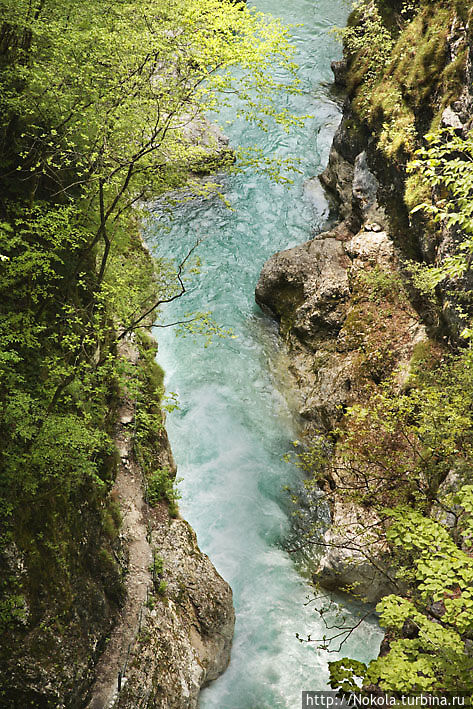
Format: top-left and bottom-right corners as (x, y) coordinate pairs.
(0, 0), (303, 639)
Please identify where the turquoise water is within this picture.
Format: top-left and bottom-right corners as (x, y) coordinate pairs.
(152, 1), (383, 706)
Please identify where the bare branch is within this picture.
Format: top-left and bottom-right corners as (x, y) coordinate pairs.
(117, 238), (204, 341)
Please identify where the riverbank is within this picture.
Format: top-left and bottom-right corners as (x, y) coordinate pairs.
(85, 328), (234, 709)
(0, 1), (388, 704)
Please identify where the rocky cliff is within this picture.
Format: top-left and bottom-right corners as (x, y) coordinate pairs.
(256, 156), (427, 602)
(256, 0), (473, 603)
(0, 304), (234, 709)
(86, 335), (234, 709)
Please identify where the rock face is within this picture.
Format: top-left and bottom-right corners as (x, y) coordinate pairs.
(182, 114), (234, 174)
(330, 59), (347, 87)
(256, 231), (351, 345)
(115, 518), (234, 709)
(255, 85), (432, 601)
(256, 221), (426, 599)
(256, 226), (352, 429)
(85, 336), (234, 709)
(316, 500), (398, 605)
(255, 6), (473, 597)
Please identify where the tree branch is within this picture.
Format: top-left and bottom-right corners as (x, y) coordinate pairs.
(117, 238), (203, 341)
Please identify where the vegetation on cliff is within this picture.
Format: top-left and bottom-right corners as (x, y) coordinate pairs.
(293, 0), (473, 693)
(0, 0), (300, 703)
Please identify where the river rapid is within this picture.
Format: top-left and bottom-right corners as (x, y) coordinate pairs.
(152, 1), (383, 706)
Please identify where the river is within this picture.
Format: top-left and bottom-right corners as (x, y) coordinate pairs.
(152, 1), (382, 706)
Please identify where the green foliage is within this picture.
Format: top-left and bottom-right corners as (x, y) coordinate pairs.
(336, 0), (395, 96)
(353, 267), (407, 305)
(320, 345), (473, 690)
(0, 590), (28, 633)
(150, 554), (164, 578)
(346, 347), (473, 505)
(328, 658), (368, 693)
(331, 495), (473, 691)
(1, 0), (301, 207)
(129, 335), (181, 516)
(323, 0), (473, 694)
(156, 579), (168, 596)
(147, 468), (181, 516)
(298, 344), (473, 687)
(337, 266), (414, 387)
(0, 0), (303, 665)
(174, 311), (236, 347)
(102, 500), (122, 541)
(338, 1), (467, 159)
(407, 129), (473, 307)
(149, 552), (167, 595)
(145, 595), (156, 610)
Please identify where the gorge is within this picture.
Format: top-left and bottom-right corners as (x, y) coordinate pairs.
(2, 0), (473, 704)
(155, 0), (384, 706)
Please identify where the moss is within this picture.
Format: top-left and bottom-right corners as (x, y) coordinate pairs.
(353, 266), (408, 304)
(407, 338), (445, 382)
(136, 330), (165, 400)
(146, 468), (180, 515)
(430, 47), (468, 131)
(346, 1), (468, 164)
(137, 328), (158, 352)
(347, 51), (376, 97)
(98, 549), (125, 605)
(391, 7), (450, 103)
(102, 499), (122, 541)
(404, 172), (431, 211)
(454, 0), (473, 22)
(131, 330), (181, 518)
(338, 265), (417, 390)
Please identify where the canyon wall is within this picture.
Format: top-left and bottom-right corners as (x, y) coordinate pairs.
(256, 0), (473, 603)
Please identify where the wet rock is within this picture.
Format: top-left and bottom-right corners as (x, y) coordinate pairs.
(182, 114), (234, 172)
(256, 121), (429, 605)
(331, 59), (347, 87)
(332, 109), (368, 164)
(319, 112), (371, 229)
(353, 152), (377, 211)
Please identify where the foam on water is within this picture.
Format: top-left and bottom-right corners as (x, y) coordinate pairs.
(150, 1), (383, 706)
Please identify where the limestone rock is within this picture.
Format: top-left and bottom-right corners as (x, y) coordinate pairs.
(315, 501), (398, 604)
(255, 232), (350, 345)
(441, 105), (464, 130)
(255, 113), (431, 605)
(115, 517), (234, 709)
(319, 148), (355, 222)
(85, 335), (234, 709)
(181, 114), (233, 172)
(346, 229), (394, 269)
(352, 151), (387, 227)
(303, 176), (332, 223)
